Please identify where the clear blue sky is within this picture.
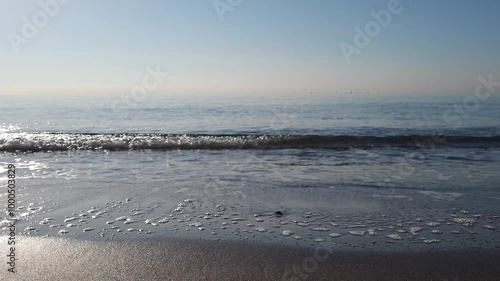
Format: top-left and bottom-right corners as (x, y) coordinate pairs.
(1, 0), (499, 95)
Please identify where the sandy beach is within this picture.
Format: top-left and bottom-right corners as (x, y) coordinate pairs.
(2, 1), (500, 280)
(2, 236), (500, 281)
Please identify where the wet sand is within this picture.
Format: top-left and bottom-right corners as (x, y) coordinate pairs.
(2, 236), (500, 281)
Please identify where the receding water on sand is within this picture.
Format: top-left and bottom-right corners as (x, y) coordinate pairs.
(1, 143), (500, 252)
(4, 184), (500, 251)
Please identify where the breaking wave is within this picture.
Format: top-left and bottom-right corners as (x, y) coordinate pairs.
(1, 133), (499, 152)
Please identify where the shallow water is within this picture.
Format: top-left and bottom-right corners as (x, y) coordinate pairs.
(0, 94), (499, 250)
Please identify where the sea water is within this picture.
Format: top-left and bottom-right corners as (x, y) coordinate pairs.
(1, 93), (499, 250)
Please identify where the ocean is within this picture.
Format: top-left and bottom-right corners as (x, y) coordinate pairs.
(1, 93), (499, 250)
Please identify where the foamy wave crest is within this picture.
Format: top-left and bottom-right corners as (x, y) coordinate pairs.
(1, 133), (499, 152)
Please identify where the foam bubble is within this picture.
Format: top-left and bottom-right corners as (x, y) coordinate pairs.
(311, 227), (329, 232)
(423, 239), (441, 244)
(346, 224), (367, 228)
(348, 230), (365, 236)
(0, 220), (13, 228)
(158, 218), (169, 223)
(386, 234), (402, 240)
(452, 218), (476, 227)
(124, 218), (137, 224)
(409, 227), (423, 235)
(39, 218), (52, 225)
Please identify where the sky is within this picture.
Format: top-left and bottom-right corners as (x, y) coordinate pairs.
(0, 0), (499, 96)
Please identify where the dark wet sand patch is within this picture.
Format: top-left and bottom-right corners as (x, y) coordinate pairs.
(3, 236), (500, 281)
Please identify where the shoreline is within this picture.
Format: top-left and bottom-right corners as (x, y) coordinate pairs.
(2, 236), (500, 281)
